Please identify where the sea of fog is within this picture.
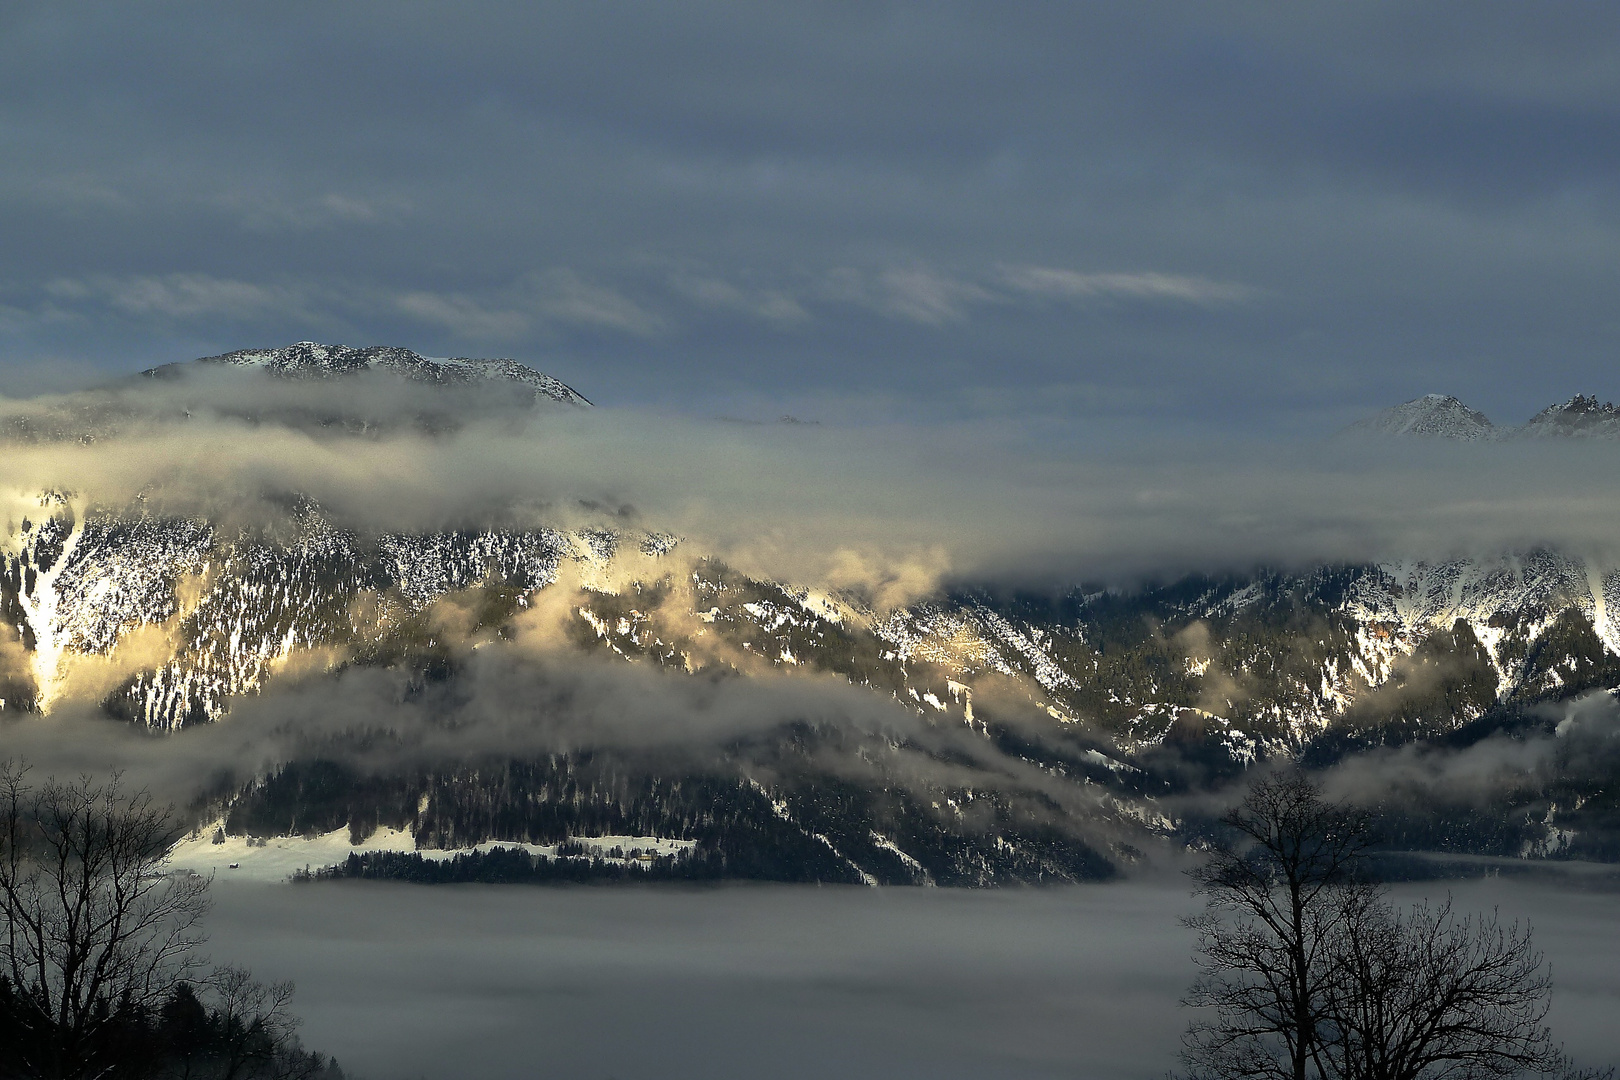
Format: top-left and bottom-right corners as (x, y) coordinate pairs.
(202, 873), (1619, 1080)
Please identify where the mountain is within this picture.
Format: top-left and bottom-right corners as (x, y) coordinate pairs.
(153, 341), (592, 406)
(1, 495), (1130, 885)
(1348, 392), (1620, 440)
(1347, 394), (1496, 440)
(0, 342), (589, 444)
(5, 357), (1620, 883)
(1516, 395), (1620, 439)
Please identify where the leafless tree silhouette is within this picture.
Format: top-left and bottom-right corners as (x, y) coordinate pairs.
(1181, 769), (1611, 1080)
(0, 761), (209, 1079)
(1320, 898), (1586, 1080)
(1183, 771), (1378, 1080)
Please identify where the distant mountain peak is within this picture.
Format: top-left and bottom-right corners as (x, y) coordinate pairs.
(151, 342), (591, 406)
(1518, 394), (1620, 438)
(1350, 391), (1620, 442)
(1348, 394), (1495, 440)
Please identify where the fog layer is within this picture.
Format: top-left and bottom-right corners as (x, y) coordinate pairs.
(198, 875), (1618, 1080)
(10, 371), (1620, 595)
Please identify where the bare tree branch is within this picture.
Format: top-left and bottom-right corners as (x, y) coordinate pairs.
(1182, 770), (1378, 1080)
(0, 761), (209, 1080)
(1180, 768), (1614, 1080)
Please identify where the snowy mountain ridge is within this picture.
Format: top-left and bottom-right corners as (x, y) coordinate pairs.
(6, 353), (1620, 881)
(1350, 393), (1620, 440)
(1348, 394), (1496, 440)
(1517, 394), (1620, 439)
(10, 486), (1617, 875)
(9, 486), (1617, 751)
(147, 341), (591, 406)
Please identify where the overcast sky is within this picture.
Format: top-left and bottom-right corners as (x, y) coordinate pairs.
(3, 4), (1619, 430)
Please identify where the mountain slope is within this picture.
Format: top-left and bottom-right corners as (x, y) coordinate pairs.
(7, 488), (1619, 874)
(171, 341), (592, 406)
(5, 364), (1620, 881)
(1516, 395), (1620, 439)
(1347, 394), (1496, 439)
(1347, 392), (1620, 440)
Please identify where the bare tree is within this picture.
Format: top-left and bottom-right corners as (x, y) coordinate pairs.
(0, 762), (209, 1080)
(206, 967), (301, 1080)
(1320, 898), (1592, 1080)
(1181, 770), (1612, 1080)
(1182, 770), (1378, 1080)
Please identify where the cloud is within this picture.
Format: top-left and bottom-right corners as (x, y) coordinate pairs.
(872, 267), (996, 324)
(17, 172), (130, 211)
(394, 291), (532, 340)
(6, 258), (1257, 369)
(211, 190), (414, 232)
(18, 371), (1620, 595)
(0, 650), (874, 804)
(14, 268), (662, 346)
(998, 266), (1259, 306)
(0, 459), (1115, 836)
(4, 5), (1620, 431)
(197, 871), (1620, 1080)
(807, 263), (1254, 327)
(811, 266), (989, 325)
(0, 303), (43, 335)
(667, 272), (810, 325)
(1311, 690), (1620, 811)
(1171, 621), (1249, 717)
(12, 371), (1620, 863)
(525, 269), (664, 335)
(0, 573), (1107, 831)
(45, 274), (321, 324)
(390, 261), (1244, 342)
(822, 546), (951, 613)
(395, 270), (665, 340)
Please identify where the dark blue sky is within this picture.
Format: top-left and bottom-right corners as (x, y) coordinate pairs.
(3, 3), (1618, 431)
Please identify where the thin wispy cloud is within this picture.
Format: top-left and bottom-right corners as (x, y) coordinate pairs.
(394, 291), (532, 341)
(816, 266), (993, 325)
(667, 272), (810, 325)
(12, 262), (1253, 351)
(875, 267), (996, 324)
(808, 262), (1257, 325)
(523, 268), (665, 335)
(46, 274), (323, 324)
(215, 190), (415, 232)
(9, 269), (665, 346)
(2, 6), (1618, 423)
(398, 270), (668, 340)
(998, 266), (1260, 306)
(19, 172), (131, 211)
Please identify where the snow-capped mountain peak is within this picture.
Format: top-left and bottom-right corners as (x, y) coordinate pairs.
(151, 342), (591, 406)
(1515, 394), (1620, 439)
(1347, 393), (1496, 440)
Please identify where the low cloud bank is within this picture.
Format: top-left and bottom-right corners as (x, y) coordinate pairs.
(0, 605), (1118, 836)
(205, 880), (1196, 1080)
(199, 875), (1616, 1080)
(0, 645), (924, 804)
(1316, 690), (1620, 809)
(9, 368), (1620, 603)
